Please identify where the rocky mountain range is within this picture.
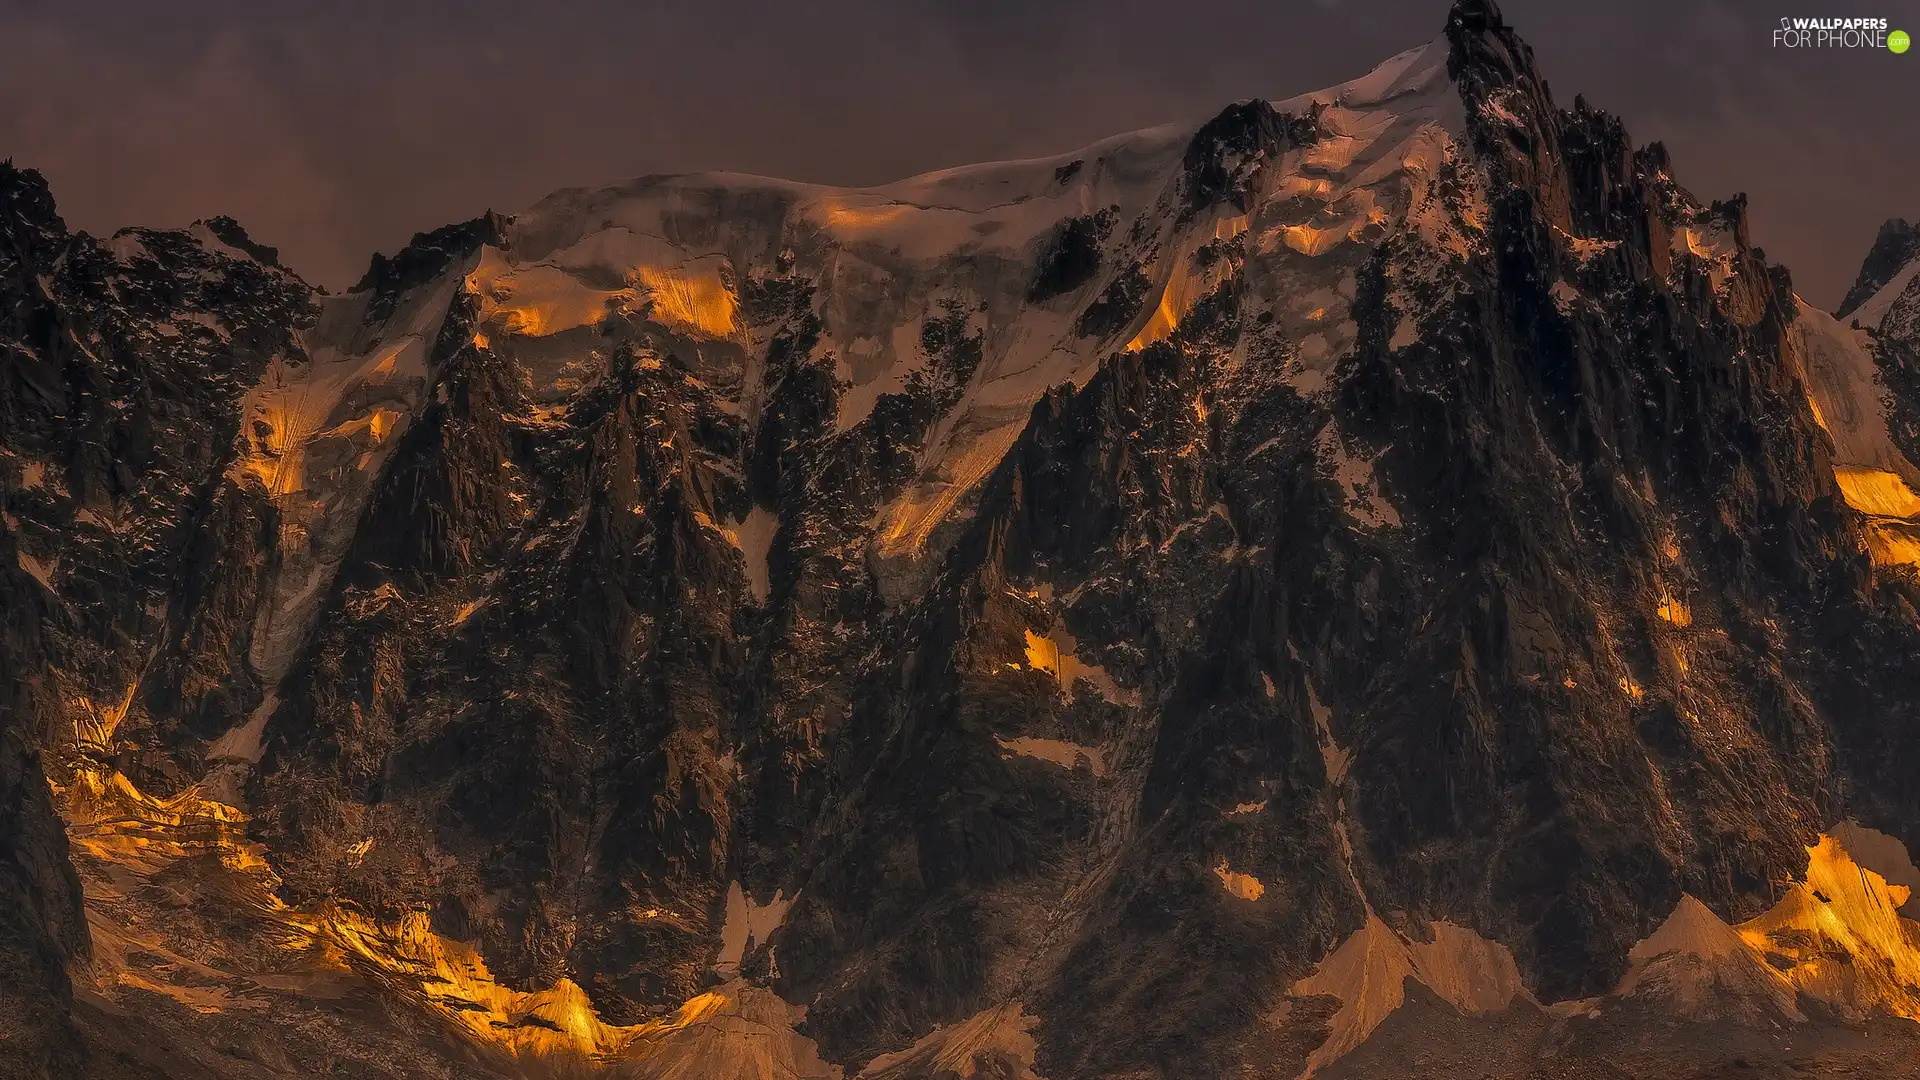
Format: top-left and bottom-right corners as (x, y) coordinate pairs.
(8, 2), (1920, 1077)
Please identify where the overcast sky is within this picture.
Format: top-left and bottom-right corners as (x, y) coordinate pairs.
(2, 0), (1915, 306)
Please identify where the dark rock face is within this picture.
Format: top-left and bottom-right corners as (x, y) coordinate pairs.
(0, 543), (85, 1080)
(1072, 262), (1151, 339)
(1178, 99), (1322, 222)
(0, 169), (313, 781)
(1351, 2), (1846, 1003)
(348, 213), (509, 322)
(1027, 211), (1116, 304)
(200, 216), (283, 269)
(0, 160), (314, 1078)
(10, 5), (1920, 1079)
(0, 163), (108, 1079)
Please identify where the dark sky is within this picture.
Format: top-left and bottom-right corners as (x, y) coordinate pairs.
(3, 0), (1915, 306)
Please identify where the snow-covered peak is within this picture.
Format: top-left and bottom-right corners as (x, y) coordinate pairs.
(1274, 39), (1456, 117)
(1837, 218), (1920, 325)
(188, 216), (287, 270)
(204, 32), (1483, 682)
(1792, 299), (1918, 480)
(488, 36), (1460, 356)
(1797, 225), (1920, 570)
(454, 37), (1472, 573)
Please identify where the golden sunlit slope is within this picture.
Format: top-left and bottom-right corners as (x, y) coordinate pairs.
(50, 682), (835, 1079)
(1792, 300), (1920, 568)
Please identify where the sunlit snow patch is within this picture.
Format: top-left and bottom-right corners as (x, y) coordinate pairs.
(1214, 863), (1267, 901)
(1611, 894), (1801, 1024)
(725, 505), (779, 603)
(1735, 833), (1920, 1021)
(1125, 213), (1248, 352)
(1318, 425), (1400, 529)
(715, 880), (795, 977)
(1290, 915), (1528, 1075)
(233, 262), (470, 687)
(1671, 219), (1742, 292)
(1791, 299), (1920, 568)
(1829, 821), (1920, 917)
(995, 735), (1108, 778)
(860, 1002), (1043, 1080)
(1022, 626), (1134, 705)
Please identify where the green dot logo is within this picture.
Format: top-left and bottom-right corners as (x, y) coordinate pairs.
(1893, 29), (1912, 53)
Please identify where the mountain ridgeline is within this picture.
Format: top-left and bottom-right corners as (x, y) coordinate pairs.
(7, 2), (1920, 1078)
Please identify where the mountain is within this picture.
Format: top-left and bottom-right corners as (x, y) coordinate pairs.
(1837, 218), (1920, 323)
(10, 1), (1920, 1077)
